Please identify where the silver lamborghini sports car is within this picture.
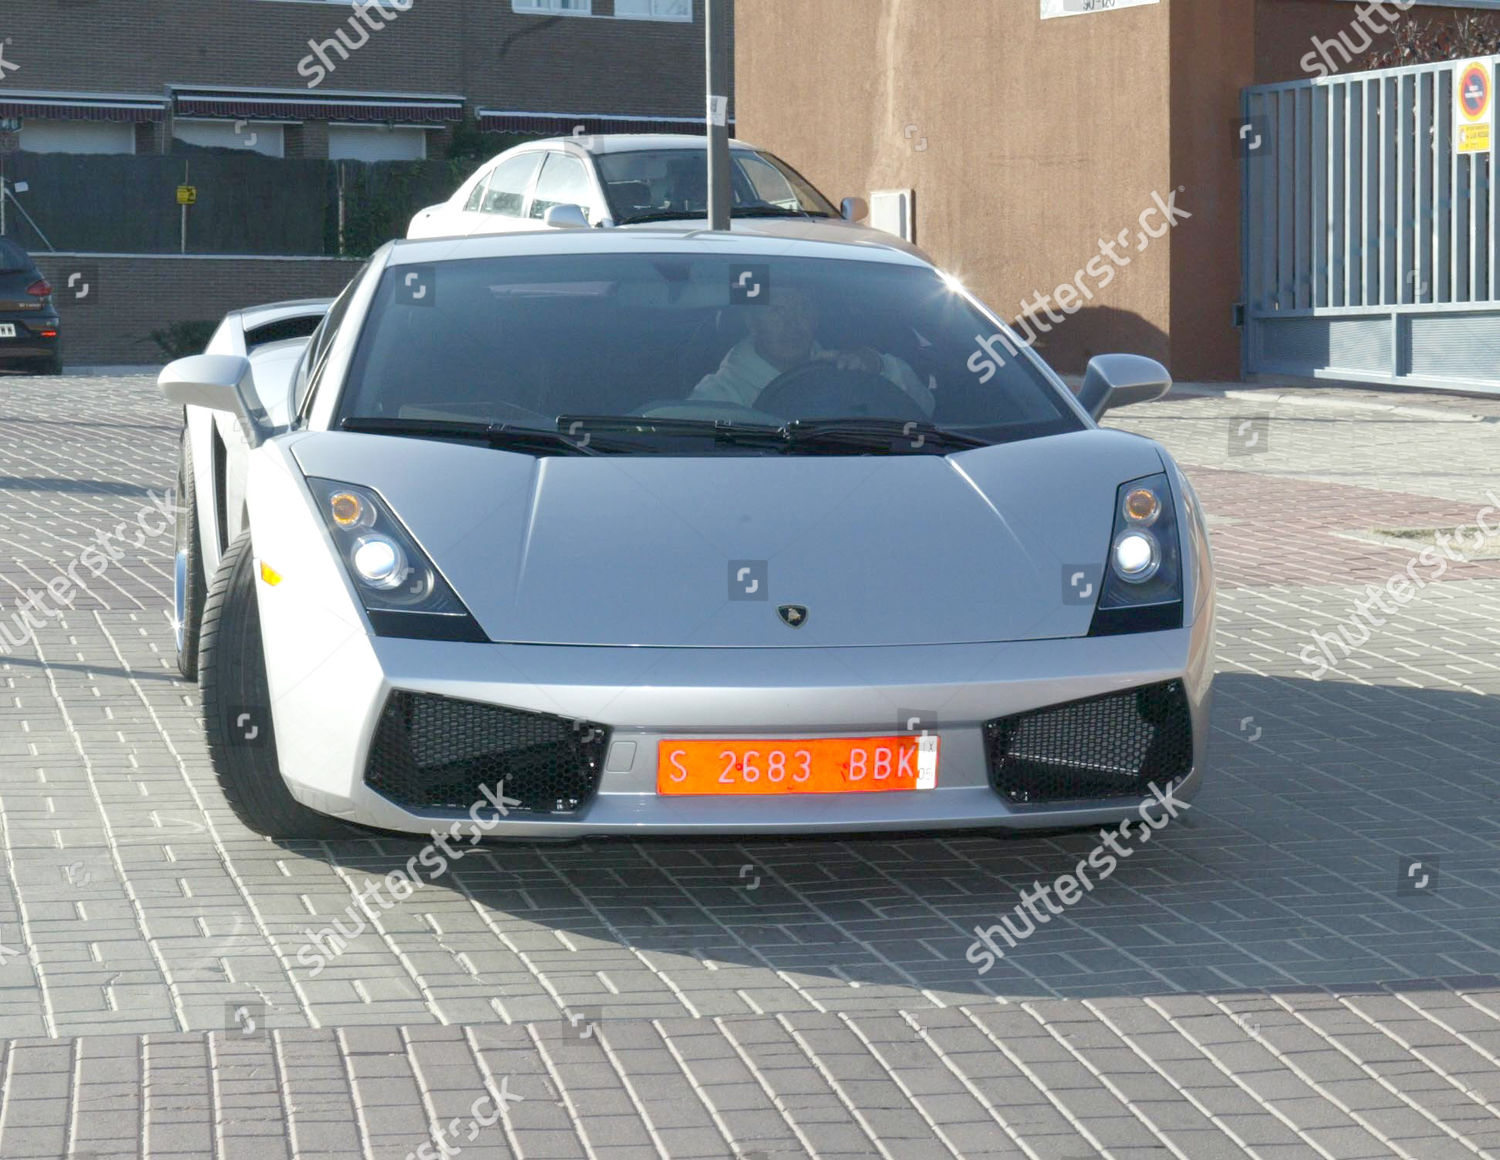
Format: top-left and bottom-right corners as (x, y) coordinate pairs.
(163, 225), (1213, 839)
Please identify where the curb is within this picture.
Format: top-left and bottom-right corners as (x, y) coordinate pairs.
(67, 365), (166, 377)
(1169, 384), (1486, 424)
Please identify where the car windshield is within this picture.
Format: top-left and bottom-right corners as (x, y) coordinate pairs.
(338, 253), (1083, 455)
(597, 148), (839, 224)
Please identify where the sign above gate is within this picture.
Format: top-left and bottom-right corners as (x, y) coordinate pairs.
(1041, 0), (1159, 18)
(1456, 59), (1492, 154)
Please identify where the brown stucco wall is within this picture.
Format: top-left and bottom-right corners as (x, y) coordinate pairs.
(1169, 0), (1257, 380)
(735, 0), (1174, 376)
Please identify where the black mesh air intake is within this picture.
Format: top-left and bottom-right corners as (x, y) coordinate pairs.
(983, 680), (1192, 805)
(365, 692), (609, 816)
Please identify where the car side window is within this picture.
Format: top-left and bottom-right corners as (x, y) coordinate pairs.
(527, 153), (593, 221)
(463, 169), (494, 212)
(481, 153), (543, 217)
(736, 154), (799, 209)
(294, 277), (362, 421)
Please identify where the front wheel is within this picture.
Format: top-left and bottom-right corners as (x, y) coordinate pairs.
(199, 530), (359, 839)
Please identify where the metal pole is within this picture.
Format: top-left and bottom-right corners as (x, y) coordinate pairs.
(705, 0), (731, 231)
(180, 161), (189, 254)
(7, 195), (53, 251)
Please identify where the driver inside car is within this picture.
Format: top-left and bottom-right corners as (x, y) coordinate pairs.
(691, 286), (936, 416)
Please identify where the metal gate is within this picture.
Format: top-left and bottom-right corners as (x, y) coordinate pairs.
(1242, 58), (1500, 392)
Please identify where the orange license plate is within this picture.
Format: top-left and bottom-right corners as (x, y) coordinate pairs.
(658, 736), (938, 796)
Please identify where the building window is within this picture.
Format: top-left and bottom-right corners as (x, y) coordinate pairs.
(172, 119), (286, 158)
(329, 124), (428, 162)
(614, 0), (691, 19)
(512, 0), (593, 15)
(18, 120), (137, 156)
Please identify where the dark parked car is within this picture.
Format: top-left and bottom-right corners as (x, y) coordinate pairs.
(0, 240), (60, 375)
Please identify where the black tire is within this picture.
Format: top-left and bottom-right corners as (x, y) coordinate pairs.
(175, 433), (207, 680)
(41, 357), (63, 376)
(199, 530), (358, 839)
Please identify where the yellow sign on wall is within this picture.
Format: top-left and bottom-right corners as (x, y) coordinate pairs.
(176, 185), (198, 205)
(1456, 60), (1492, 154)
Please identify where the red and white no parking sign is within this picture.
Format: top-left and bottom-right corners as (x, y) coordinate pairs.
(1456, 59), (1493, 154)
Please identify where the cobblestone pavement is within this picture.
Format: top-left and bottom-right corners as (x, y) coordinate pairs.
(0, 374), (1497, 1159)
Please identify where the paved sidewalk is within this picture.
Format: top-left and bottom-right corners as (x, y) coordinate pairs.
(0, 376), (1496, 1158)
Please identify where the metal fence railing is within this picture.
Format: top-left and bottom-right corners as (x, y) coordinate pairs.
(0, 152), (468, 259)
(1243, 57), (1500, 392)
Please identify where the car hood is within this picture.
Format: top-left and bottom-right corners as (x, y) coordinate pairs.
(290, 428), (1165, 648)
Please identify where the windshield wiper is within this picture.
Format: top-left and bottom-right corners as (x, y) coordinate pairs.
(342, 415), (992, 458)
(554, 415), (993, 455)
(340, 416), (603, 456)
(730, 206), (825, 219)
(554, 414), (788, 450)
(782, 419), (993, 454)
(612, 210), (703, 225)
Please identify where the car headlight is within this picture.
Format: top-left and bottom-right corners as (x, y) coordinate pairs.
(307, 478), (486, 642)
(1090, 472), (1183, 636)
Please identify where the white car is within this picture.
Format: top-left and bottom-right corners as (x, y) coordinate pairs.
(162, 222), (1212, 841)
(406, 133), (920, 252)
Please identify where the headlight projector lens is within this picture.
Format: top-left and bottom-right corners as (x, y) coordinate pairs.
(352, 535), (407, 590)
(1113, 531), (1160, 583)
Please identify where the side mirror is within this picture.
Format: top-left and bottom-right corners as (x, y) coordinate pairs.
(1076, 354), (1172, 420)
(544, 203), (591, 229)
(841, 196), (868, 223)
(159, 354), (274, 447)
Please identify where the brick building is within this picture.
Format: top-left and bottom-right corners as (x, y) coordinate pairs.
(2, 0), (721, 162)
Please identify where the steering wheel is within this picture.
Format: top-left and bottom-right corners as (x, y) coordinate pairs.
(753, 362), (927, 422)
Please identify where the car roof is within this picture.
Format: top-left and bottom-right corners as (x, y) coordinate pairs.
(384, 225), (932, 269)
(510, 133), (767, 156)
(0, 238), (32, 268)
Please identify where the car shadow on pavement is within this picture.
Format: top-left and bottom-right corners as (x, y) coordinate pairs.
(0, 474), (163, 497)
(304, 672), (1500, 1007)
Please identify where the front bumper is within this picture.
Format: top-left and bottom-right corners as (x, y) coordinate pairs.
(264, 617), (1214, 838)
